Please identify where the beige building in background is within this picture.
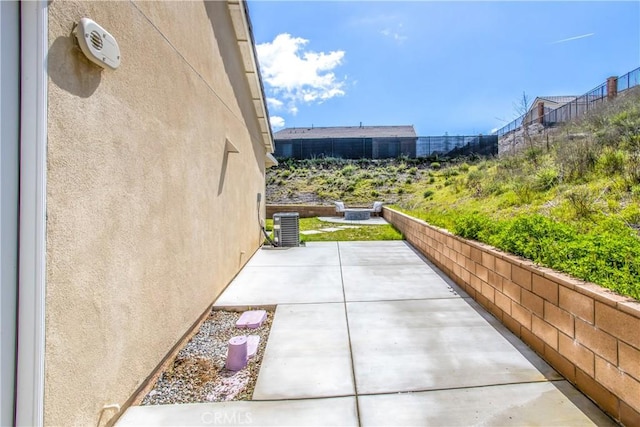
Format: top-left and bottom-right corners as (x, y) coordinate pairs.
(1, 1), (275, 425)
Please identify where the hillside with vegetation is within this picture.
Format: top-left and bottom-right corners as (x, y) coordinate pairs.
(266, 89), (640, 300)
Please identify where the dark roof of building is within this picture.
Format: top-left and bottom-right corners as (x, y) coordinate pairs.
(274, 125), (417, 140)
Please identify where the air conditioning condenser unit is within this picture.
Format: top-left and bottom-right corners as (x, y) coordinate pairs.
(273, 212), (300, 247)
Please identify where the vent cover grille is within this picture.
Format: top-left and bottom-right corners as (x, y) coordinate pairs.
(89, 30), (103, 50)
(273, 212), (300, 247)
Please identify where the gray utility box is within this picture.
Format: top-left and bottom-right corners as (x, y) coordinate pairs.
(273, 212), (300, 247)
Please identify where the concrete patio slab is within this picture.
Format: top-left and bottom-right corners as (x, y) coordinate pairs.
(252, 303), (355, 399)
(348, 299), (547, 394)
(117, 396), (358, 426)
(246, 242), (340, 267)
(117, 240), (615, 426)
(339, 240), (410, 248)
(342, 264), (459, 302)
(339, 241), (426, 266)
(358, 381), (616, 426)
(214, 266), (344, 306)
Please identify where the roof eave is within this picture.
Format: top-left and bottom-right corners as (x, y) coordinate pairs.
(227, 0), (274, 154)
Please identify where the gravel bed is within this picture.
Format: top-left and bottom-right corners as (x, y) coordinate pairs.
(142, 309), (273, 405)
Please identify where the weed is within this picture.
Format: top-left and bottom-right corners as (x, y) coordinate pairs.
(443, 168), (459, 178)
(566, 188), (597, 219)
(626, 153), (640, 185)
(341, 164), (357, 176)
(555, 138), (599, 182)
(597, 148), (627, 175)
(466, 170), (483, 196)
(423, 190), (434, 199)
(513, 180), (535, 204)
(534, 167), (559, 191)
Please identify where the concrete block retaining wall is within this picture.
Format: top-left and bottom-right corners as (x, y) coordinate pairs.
(267, 204), (337, 218)
(384, 207), (640, 426)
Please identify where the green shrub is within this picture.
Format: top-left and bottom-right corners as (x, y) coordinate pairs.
(430, 162), (441, 170)
(524, 147), (544, 165)
(513, 180), (535, 204)
(459, 163), (470, 172)
(626, 153), (640, 185)
(341, 164), (357, 176)
(423, 190), (434, 199)
(422, 210), (640, 300)
(485, 180), (507, 195)
(466, 170), (483, 195)
(429, 177), (435, 184)
(597, 148), (627, 175)
(489, 215), (575, 266)
(534, 167), (559, 191)
(452, 212), (496, 241)
(443, 168), (459, 178)
(555, 138), (599, 182)
(621, 203), (640, 225)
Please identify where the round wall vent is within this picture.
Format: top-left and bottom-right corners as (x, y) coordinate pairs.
(75, 18), (121, 70)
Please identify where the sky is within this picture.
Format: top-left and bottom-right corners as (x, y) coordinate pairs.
(247, 1), (640, 136)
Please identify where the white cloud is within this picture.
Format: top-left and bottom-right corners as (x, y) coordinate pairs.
(267, 97), (284, 110)
(257, 33), (347, 116)
(270, 115), (285, 129)
(381, 26), (407, 43)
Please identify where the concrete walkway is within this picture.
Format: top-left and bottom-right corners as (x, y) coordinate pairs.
(118, 241), (616, 426)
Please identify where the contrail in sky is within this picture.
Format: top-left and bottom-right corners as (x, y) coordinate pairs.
(551, 33), (595, 44)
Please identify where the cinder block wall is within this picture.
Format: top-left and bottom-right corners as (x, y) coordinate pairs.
(384, 208), (640, 425)
(267, 204), (337, 218)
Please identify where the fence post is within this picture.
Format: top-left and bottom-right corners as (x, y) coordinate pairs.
(607, 76), (618, 100)
(537, 102), (545, 125)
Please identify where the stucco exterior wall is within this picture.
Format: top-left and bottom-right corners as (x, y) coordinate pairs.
(45, 1), (267, 425)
